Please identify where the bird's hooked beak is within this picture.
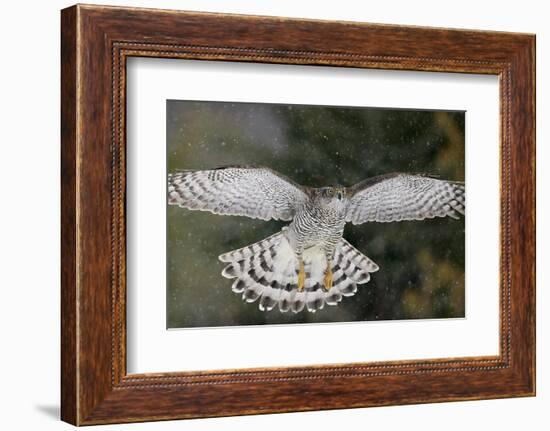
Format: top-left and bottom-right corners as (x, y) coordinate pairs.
(336, 189), (345, 201)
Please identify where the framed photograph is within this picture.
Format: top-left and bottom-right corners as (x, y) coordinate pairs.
(61, 4), (535, 425)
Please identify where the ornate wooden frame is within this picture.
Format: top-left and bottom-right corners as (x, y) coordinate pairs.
(61, 4), (535, 425)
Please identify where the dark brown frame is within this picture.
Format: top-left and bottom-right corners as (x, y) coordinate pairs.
(61, 4), (536, 426)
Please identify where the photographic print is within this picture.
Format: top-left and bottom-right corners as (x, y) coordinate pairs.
(167, 100), (465, 329)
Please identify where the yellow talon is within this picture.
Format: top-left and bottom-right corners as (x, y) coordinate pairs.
(297, 259), (306, 291)
(324, 264), (333, 292)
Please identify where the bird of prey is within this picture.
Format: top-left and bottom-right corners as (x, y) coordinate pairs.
(167, 166), (465, 314)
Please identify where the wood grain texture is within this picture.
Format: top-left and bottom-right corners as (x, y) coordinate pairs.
(60, 5), (78, 425)
(60, 4), (536, 425)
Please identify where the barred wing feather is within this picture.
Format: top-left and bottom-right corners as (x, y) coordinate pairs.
(168, 166), (307, 221)
(345, 173), (465, 224)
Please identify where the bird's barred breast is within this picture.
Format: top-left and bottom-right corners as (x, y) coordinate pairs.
(290, 204), (345, 253)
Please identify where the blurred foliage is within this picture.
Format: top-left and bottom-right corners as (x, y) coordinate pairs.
(166, 100), (465, 328)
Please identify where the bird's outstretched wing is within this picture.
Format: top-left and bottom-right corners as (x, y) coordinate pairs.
(168, 166), (308, 221)
(345, 173), (465, 225)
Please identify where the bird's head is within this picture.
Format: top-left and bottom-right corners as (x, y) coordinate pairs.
(312, 187), (348, 213)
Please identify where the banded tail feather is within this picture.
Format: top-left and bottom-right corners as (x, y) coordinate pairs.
(219, 229), (379, 313)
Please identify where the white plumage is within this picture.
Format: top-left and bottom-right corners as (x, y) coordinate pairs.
(219, 228), (379, 313)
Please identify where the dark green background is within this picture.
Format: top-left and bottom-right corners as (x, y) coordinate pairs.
(166, 100), (465, 329)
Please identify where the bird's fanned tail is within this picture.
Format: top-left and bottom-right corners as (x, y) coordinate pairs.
(219, 229), (379, 313)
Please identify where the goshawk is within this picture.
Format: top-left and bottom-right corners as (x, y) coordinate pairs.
(168, 166), (465, 313)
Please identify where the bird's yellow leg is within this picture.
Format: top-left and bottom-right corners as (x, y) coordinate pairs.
(297, 258), (306, 291)
(324, 259), (333, 292)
